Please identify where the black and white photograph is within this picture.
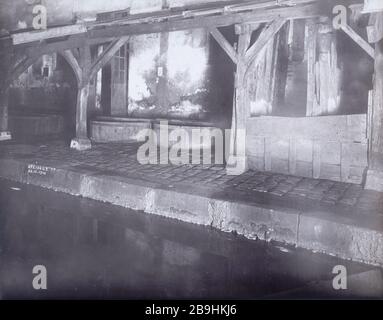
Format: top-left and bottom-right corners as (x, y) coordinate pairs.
(0, 0), (382, 306)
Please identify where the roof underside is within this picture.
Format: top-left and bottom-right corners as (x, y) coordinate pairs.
(0, 0), (364, 54)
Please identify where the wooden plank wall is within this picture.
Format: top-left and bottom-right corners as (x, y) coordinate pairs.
(246, 114), (368, 184)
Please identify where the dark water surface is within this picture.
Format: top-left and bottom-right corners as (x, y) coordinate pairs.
(0, 178), (380, 299)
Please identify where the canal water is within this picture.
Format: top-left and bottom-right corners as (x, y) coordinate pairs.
(0, 178), (381, 299)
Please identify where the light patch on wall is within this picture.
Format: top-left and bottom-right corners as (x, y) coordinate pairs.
(129, 34), (160, 101)
(74, 0), (133, 17)
(167, 30), (208, 87)
(327, 96), (339, 114)
(130, 0), (162, 14)
(170, 0), (232, 7)
(127, 29), (210, 119)
(250, 100), (272, 116)
(129, 70), (152, 101)
(130, 101), (156, 112)
(17, 21), (27, 29)
(170, 100), (204, 116)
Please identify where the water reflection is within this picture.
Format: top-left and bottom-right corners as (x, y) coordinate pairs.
(0, 179), (377, 299)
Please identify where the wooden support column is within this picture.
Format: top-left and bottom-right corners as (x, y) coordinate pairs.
(250, 30), (281, 116)
(157, 31), (170, 112)
(364, 7), (383, 191)
(310, 18), (340, 116)
(221, 20), (286, 174)
(0, 88), (11, 141)
(63, 37), (130, 150)
(306, 19), (319, 116)
(306, 16), (373, 117)
(73, 84), (91, 148)
(67, 47), (92, 151)
(227, 24), (252, 175)
(365, 39), (383, 191)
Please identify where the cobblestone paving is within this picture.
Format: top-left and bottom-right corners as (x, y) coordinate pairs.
(1, 141), (383, 214)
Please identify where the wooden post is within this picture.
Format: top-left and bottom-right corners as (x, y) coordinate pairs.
(316, 18), (340, 115)
(305, 17), (341, 117)
(251, 31), (281, 116)
(224, 20), (286, 175)
(226, 24), (252, 175)
(0, 87), (11, 141)
(75, 84), (91, 138)
(365, 39), (383, 191)
(64, 38), (130, 150)
(157, 31), (170, 111)
(306, 19), (318, 117)
(70, 46), (92, 151)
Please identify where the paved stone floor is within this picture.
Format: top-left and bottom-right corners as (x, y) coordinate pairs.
(1, 140), (382, 216)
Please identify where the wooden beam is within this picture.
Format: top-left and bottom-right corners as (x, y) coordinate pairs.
(4, 0), (363, 59)
(225, 0), (314, 13)
(245, 19), (286, 67)
(340, 24), (374, 58)
(61, 50), (83, 85)
(20, 35), (116, 58)
(88, 3), (322, 40)
(12, 25), (87, 45)
(6, 0), (321, 52)
(182, 0), (314, 18)
(87, 0), (363, 39)
(89, 36), (130, 80)
(5, 0), (341, 60)
(6, 54), (40, 88)
(209, 27), (238, 64)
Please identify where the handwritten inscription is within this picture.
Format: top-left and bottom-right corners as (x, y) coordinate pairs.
(27, 164), (56, 176)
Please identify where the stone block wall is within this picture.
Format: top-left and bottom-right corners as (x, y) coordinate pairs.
(246, 114), (368, 184)
(90, 119), (151, 143)
(9, 114), (65, 138)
